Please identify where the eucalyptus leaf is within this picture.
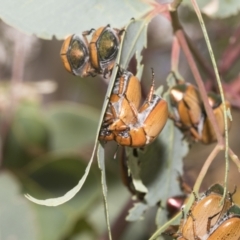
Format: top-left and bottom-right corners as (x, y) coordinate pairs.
(0, 0), (152, 39)
(183, 0), (240, 18)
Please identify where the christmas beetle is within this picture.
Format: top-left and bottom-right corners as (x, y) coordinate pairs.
(114, 69), (168, 147)
(99, 68), (141, 141)
(106, 68), (141, 131)
(60, 34), (94, 77)
(208, 216), (240, 239)
(201, 92), (231, 144)
(170, 82), (204, 141)
(99, 69), (168, 148)
(208, 205), (240, 240)
(176, 184), (233, 239)
(86, 24), (123, 76)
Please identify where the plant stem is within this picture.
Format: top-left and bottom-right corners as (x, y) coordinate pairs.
(171, 36), (180, 72)
(99, 198), (133, 240)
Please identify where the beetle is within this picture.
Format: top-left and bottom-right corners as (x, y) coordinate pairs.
(114, 69), (168, 147)
(105, 68), (141, 131)
(99, 69), (168, 148)
(207, 205), (240, 240)
(85, 24), (123, 76)
(99, 68), (141, 141)
(201, 92), (231, 144)
(169, 82), (204, 142)
(60, 34), (94, 77)
(208, 216), (240, 239)
(176, 184), (233, 239)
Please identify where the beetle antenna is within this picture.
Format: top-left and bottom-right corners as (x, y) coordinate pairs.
(147, 68), (155, 103)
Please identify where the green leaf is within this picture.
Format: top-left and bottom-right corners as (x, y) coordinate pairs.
(0, 172), (38, 240)
(183, 0), (240, 18)
(45, 102), (100, 151)
(0, 0), (152, 39)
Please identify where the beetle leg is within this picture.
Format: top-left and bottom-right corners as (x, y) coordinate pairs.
(146, 68), (155, 103)
(114, 27), (126, 36)
(188, 211), (201, 240)
(82, 28), (95, 36)
(228, 185), (237, 203)
(125, 97), (138, 120)
(103, 68), (109, 79)
(189, 127), (202, 141)
(109, 123), (129, 132)
(207, 211), (221, 233)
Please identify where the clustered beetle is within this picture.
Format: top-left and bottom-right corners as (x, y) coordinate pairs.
(165, 184), (240, 240)
(169, 79), (231, 144)
(207, 205), (240, 239)
(99, 68), (168, 147)
(201, 92), (231, 144)
(60, 25), (123, 77)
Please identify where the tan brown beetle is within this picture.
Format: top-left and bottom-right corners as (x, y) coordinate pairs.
(207, 205), (240, 240)
(60, 25), (123, 78)
(113, 69), (168, 147)
(60, 34), (94, 77)
(201, 92), (231, 144)
(99, 68), (141, 142)
(85, 24), (124, 76)
(174, 184), (233, 239)
(169, 82), (204, 142)
(99, 69), (168, 147)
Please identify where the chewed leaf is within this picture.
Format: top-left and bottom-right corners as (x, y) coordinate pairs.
(24, 149), (96, 206)
(126, 202), (148, 221)
(0, 0), (152, 39)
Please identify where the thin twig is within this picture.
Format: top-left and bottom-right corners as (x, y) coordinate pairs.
(171, 36), (180, 72)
